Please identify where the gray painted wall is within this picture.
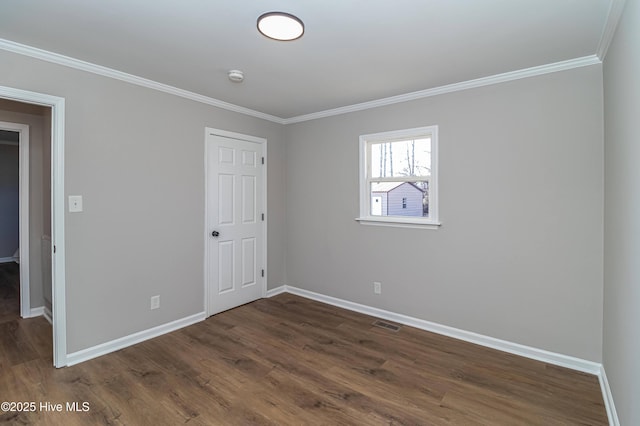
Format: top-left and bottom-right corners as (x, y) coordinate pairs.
(0, 143), (19, 258)
(603, 0), (640, 423)
(0, 40), (608, 369)
(0, 49), (287, 353)
(0, 106), (48, 309)
(285, 65), (604, 361)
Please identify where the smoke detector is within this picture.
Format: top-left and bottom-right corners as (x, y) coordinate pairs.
(228, 70), (244, 83)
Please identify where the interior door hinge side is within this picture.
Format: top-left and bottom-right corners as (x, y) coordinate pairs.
(261, 269), (265, 277)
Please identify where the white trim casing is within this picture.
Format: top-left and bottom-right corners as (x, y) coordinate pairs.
(357, 126), (439, 229)
(203, 128), (268, 316)
(18, 124), (29, 319)
(50, 96), (66, 368)
(66, 312), (206, 366)
(355, 216), (441, 229)
(0, 85), (67, 368)
(203, 130), (210, 316)
(203, 131), (209, 316)
(262, 140), (268, 298)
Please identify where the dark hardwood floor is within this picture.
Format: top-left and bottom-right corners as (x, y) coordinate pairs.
(0, 262), (20, 325)
(0, 290), (607, 425)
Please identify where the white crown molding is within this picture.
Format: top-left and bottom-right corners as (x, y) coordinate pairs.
(283, 55), (602, 124)
(0, 38), (285, 125)
(1, 38), (602, 126)
(597, 0), (628, 60)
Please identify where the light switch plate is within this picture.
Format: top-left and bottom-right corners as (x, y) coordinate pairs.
(150, 295), (160, 310)
(68, 195), (83, 212)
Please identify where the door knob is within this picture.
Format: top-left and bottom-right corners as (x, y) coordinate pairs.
(211, 230), (220, 237)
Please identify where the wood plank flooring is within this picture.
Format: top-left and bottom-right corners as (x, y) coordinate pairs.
(0, 292), (607, 425)
(0, 262), (20, 325)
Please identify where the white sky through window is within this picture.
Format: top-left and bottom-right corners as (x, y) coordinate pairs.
(371, 137), (431, 178)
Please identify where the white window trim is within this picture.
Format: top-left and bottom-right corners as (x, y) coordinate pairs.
(356, 125), (441, 229)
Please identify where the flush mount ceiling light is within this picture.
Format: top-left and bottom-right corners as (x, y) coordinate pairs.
(257, 12), (304, 41)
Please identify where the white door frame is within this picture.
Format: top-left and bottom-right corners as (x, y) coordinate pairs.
(204, 127), (267, 317)
(0, 121), (30, 318)
(0, 85), (67, 368)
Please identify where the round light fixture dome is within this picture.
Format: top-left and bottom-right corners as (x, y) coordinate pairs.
(257, 12), (304, 41)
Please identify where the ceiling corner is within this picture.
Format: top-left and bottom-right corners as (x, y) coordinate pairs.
(596, 0), (628, 60)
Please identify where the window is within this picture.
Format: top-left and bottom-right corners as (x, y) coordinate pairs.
(357, 126), (439, 228)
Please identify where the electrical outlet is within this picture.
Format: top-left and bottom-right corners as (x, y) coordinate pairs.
(373, 281), (382, 294)
(150, 295), (160, 310)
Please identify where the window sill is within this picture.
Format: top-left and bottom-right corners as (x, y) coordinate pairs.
(355, 216), (442, 230)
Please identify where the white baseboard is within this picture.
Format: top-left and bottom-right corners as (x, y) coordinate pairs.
(0, 257), (15, 263)
(266, 285), (287, 298)
(66, 312), (206, 366)
(268, 285), (619, 423)
(24, 306), (45, 318)
(269, 286), (618, 423)
(269, 285), (601, 375)
(599, 366), (620, 426)
(43, 306), (52, 325)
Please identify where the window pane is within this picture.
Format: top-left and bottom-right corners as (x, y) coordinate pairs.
(370, 181), (429, 217)
(371, 138), (431, 178)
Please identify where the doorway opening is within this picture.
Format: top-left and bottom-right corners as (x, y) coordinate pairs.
(0, 87), (67, 367)
(0, 128), (22, 324)
(0, 121), (34, 320)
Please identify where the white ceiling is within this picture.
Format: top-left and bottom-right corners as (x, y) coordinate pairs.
(0, 0), (612, 120)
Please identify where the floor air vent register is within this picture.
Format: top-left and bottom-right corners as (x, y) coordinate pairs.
(372, 320), (401, 332)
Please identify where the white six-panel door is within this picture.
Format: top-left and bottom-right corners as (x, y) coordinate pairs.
(206, 130), (265, 316)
